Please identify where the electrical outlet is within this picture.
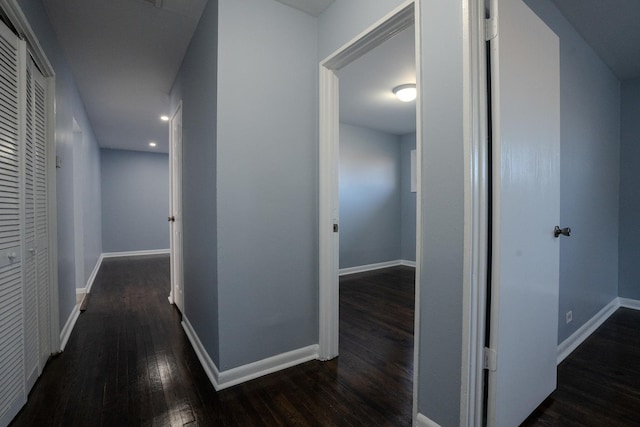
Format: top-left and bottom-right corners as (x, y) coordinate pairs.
(566, 310), (572, 324)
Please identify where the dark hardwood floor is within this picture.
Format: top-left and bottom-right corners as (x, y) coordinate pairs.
(523, 308), (640, 426)
(10, 257), (415, 427)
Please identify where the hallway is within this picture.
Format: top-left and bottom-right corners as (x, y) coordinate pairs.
(9, 257), (415, 426)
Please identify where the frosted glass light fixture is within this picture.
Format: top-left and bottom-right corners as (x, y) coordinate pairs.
(160, 115), (169, 121)
(149, 142), (157, 147)
(393, 84), (417, 102)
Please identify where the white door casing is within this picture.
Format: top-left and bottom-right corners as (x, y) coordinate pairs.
(169, 102), (184, 313)
(318, 0), (417, 362)
(486, 0), (561, 425)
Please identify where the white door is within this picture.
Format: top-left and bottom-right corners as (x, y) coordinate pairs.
(32, 61), (51, 369)
(23, 58), (39, 390)
(486, 0), (560, 425)
(169, 103), (184, 313)
(0, 20), (26, 426)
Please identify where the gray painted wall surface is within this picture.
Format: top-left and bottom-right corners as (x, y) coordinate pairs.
(169, 0), (220, 365)
(339, 123), (401, 268)
(216, 0), (318, 370)
(100, 149), (169, 253)
(400, 132), (416, 262)
(525, 0), (621, 344)
(416, 2), (464, 424)
(18, 0), (102, 332)
(619, 78), (640, 299)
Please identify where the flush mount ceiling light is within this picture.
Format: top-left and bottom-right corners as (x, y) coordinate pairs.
(393, 84), (417, 102)
(149, 142), (157, 147)
(160, 115), (169, 122)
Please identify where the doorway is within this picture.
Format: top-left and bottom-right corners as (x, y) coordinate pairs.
(318, 0), (417, 361)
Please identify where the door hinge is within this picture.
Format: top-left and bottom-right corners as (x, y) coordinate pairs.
(483, 347), (497, 371)
(485, 17), (497, 41)
(333, 223), (339, 233)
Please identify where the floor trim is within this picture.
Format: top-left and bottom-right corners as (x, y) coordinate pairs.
(619, 297), (640, 310)
(339, 259), (416, 276)
(557, 297), (619, 365)
(84, 254), (104, 294)
(415, 412), (442, 427)
(182, 316), (319, 391)
(182, 316), (221, 389)
(217, 344), (319, 391)
(102, 249), (170, 258)
(59, 304), (80, 351)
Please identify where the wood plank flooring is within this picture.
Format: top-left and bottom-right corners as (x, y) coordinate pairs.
(9, 257), (415, 427)
(523, 308), (640, 426)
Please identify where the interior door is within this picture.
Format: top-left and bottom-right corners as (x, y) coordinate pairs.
(170, 103), (184, 313)
(0, 20), (26, 427)
(486, 0), (560, 425)
(32, 59), (51, 369)
(23, 57), (38, 391)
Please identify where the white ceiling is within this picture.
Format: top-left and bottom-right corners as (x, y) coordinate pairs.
(43, 0), (208, 153)
(40, 0), (640, 155)
(274, 0), (334, 17)
(550, 0), (640, 81)
(338, 26), (416, 136)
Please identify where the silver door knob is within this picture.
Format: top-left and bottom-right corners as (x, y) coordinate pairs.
(554, 226), (571, 238)
(168, 216), (175, 222)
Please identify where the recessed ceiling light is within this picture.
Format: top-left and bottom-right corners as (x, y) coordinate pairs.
(149, 142), (157, 147)
(393, 84), (417, 102)
(160, 115), (169, 121)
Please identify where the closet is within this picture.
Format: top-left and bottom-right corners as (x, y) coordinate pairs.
(0, 16), (52, 427)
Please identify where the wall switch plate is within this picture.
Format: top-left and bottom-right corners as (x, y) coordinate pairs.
(566, 310), (572, 324)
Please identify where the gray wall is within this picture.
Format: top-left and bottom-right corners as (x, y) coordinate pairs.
(170, 0), (220, 365)
(619, 78), (640, 299)
(525, 0), (621, 343)
(172, 0), (318, 372)
(100, 149), (169, 253)
(416, 2), (465, 424)
(400, 132), (416, 262)
(18, 0), (102, 332)
(216, 0), (318, 370)
(339, 123), (401, 268)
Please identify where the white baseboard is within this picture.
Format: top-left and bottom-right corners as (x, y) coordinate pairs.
(182, 316), (319, 391)
(218, 344), (319, 390)
(339, 259), (416, 276)
(182, 316), (221, 388)
(618, 297), (640, 310)
(415, 412), (442, 427)
(102, 249), (170, 258)
(59, 304), (80, 351)
(557, 297), (619, 364)
(85, 254), (104, 294)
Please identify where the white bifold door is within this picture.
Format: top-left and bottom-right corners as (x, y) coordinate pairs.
(486, 0), (561, 426)
(0, 18), (51, 427)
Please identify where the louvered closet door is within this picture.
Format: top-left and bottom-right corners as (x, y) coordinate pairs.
(0, 20), (26, 427)
(32, 61), (49, 368)
(23, 58), (38, 390)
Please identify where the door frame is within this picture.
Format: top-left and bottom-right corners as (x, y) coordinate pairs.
(318, 0), (488, 425)
(461, 0), (490, 425)
(318, 0), (417, 361)
(168, 101), (184, 313)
